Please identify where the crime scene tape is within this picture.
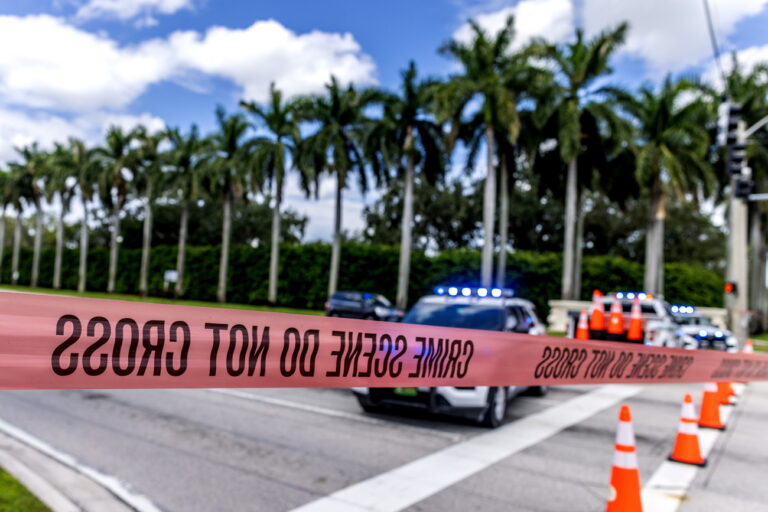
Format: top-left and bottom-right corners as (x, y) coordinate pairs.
(1, 291), (767, 390)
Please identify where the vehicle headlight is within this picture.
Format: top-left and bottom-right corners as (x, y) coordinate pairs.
(374, 306), (389, 318)
(681, 334), (698, 350)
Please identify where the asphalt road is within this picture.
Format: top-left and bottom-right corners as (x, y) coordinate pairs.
(0, 382), (766, 511)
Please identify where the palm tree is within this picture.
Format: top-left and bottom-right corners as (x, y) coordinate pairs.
(241, 83), (308, 304)
(97, 126), (137, 294)
(49, 143), (78, 289)
(437, 16), (522, 287)
(134, 127), (168, 296)
(607, 77), (714, 294)
(205, 106), (259, 303)
(67, 138), (100, 293)
(297, 77), (382, 297)
(0, 170), (11, 281)
(14, 144), (47, 288)
(7, 162), (32, 285)
(531, 23), (628, 300)
(366, 62), (446, 308)
(167, 125), (208, 298)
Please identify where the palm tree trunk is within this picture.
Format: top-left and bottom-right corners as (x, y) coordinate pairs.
(396, 129), (415, 309)
(573, 192), (585, 300)
(561, 158), (578, 299)
(139, 182), (153, 297)
(174, 200), (189, 299)
(107, 208), (120, 293)
(53, 201), (64, 289)
(481, 125), (496, 288)
(30, 201), (43, 288)
(78, 199), (89, 293)
(644, 182), (666, 295)
(749, 207), (764, 328)
(0, 206), (6, 283)
(217, 191), (232, 303)
(268, 182), (282, 304)
(11, 212), (21, 285)
(328, 173), (343, 298)
(495, 152), (509, 288)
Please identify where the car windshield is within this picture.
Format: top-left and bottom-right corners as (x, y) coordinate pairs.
(402, 303), (506, 331)
(675, 315), (714, 326)
(375, 295), (392, 307)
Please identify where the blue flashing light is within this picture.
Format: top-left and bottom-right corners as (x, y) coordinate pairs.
(448, 286), (459, 296)
(461, 287), (472, 297)
(671, 305), (680, 313)
(616, 292), (624, 299)
(434, 286), (445, 296)
(491, 288), (503, 298)
(714, 330), (724, 338)
(477, 287), (488, 297)
(638, 292), (647, 300)
(699, 330), (708, 337)
(627, 292), (636, 299)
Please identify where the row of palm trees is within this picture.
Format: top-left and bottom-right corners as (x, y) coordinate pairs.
(2, 16), (767, 308)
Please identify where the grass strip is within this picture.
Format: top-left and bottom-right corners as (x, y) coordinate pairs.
(0, 467), (50, 512)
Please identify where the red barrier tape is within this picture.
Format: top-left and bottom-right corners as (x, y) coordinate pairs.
(1, 291), (767, 390)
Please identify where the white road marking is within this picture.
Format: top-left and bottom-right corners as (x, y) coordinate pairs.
(641, 405), (733, 511)
(0, 416), (162, 512)
(207, 388), (464, 442)
(290, 384), (643, 512)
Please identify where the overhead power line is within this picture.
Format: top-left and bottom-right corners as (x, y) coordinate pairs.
(702, 0), (728, 93)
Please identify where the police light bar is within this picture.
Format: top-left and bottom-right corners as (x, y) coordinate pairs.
(671, 305), (696, 314)
(613, 291), (652, 300)
(433, 286), (514, 298)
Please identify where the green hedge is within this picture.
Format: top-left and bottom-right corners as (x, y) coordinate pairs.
(4, 243), (724, 319)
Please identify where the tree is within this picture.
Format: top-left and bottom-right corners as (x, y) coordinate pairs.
(49, 143), (78, 289)
(134, 127), (168, 296)
(167, 125), (208, 298)
(297, 77), (382, 297)
(7, 162), (32, 285)
(607, 77), (714, 294)
(205, 107), (260, 303)
(14, 144), (47, 288)
(0, 170), (11, 282)
(531, 23), (628, 299)
(241, 83), (308, 304)
(97, 126), (137, 294)
(437, 16), (522, 287)
(365, 61), (446, 308)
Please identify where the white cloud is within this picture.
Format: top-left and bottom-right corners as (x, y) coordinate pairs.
(168, 20), (377, 101)
(75, 0), (192, 23)
(0, 15), (175, 111)
(454, 0), (574, 48)
(583, 0), (768, 75)
(0, 15), (376, 112)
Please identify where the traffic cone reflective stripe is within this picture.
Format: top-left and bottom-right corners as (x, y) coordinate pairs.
(668, 394), (706, 466)
(698, 382), (726, 430)
(590, 290), (606, 333)
(576, 309), (590, 340)
(716, 382), (735, 405)
(606, 405), (643, 512)
(626, 297), (643, 341)
(607, 300), (625, 335)
(744, 339), (754, 353)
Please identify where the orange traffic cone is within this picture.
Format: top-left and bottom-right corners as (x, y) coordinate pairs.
(627, 297), (644, 342)
(668, 394), (706, 466)
(716, 382), (736, 405)
(576, 309), (590, 340)
(743, 339), (754, 354)
(607, 299), (625, 340)
(606, 405), (643, 512)
(590, 290), (606, 339)
(698, 383), (726, 430)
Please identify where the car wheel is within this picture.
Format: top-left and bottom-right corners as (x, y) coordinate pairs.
(355, 394), (381, 414)
(525, 385), (548, 397)
(480, 387), (507, 428)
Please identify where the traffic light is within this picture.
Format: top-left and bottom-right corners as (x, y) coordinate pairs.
(734, 176), (754, 199)
(725, 103), (747, 175)
(724, 281), (738, 295)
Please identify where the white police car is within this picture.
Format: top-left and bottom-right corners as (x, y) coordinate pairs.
(671, 305), (738, 352)
(352, 286), (547, 428)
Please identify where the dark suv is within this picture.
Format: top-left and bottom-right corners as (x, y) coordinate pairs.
(324, 291), (403, 321)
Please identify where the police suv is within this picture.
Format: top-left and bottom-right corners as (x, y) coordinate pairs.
(352, 286), (547, 428)
(671, 305), (738, 352)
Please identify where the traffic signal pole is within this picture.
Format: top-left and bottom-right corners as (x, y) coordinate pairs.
(727, 173), (749, 343)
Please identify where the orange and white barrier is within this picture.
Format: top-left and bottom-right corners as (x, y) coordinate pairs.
(626, 298), (643, 342)
(607, 405), (643, 512)
(1, 291), (768, 390)
(575, 309), (590, 340)
(668, 394), (705, 466)
(698, 383), (726, 430)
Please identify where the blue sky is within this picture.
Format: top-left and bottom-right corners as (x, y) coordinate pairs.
(1, 0), (768, 240)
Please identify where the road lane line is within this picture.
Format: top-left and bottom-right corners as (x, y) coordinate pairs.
(207, 388), (464, 442)
(0, 416), (162, 512)
(641, 405), (734, 511)
(290, 384), (643, 512)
